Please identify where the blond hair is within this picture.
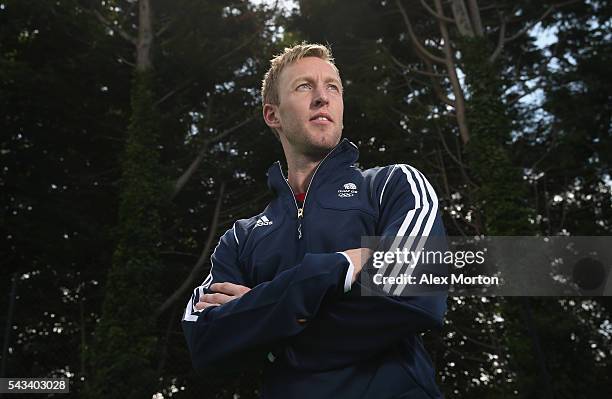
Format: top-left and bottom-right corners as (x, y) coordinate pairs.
(261, 43), (340, 106)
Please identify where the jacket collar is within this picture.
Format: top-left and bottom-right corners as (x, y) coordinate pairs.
(267, 138), (359, 200)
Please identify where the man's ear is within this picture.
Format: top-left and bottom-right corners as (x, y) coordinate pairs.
(263, 104), (281, 129)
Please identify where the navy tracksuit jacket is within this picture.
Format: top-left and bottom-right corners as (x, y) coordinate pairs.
(182, 139), (448, 399)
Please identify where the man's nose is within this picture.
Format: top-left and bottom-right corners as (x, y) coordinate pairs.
(311, 86), (329, 108)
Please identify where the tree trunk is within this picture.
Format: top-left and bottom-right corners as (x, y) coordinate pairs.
(459, 35), (555, 398)
(85, 1), (164, 397)
(136, 0), (153, 71)
(434, 0), (470, 144)
(451, 0), (474, 37)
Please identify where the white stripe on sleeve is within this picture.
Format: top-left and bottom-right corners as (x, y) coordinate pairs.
(379, 164), (398, 206)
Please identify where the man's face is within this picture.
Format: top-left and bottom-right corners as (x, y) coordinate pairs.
(265, 57), (344, 158)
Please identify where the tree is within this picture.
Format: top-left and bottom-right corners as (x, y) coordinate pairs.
(2, 0), (280, 397)
(1, 0), (130, 384)
(84, 0), (281, 397)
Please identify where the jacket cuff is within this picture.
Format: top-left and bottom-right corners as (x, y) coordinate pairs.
(336, 252), (355, 293)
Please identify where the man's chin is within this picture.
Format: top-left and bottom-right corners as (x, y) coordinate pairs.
(304, 134), (340, 158)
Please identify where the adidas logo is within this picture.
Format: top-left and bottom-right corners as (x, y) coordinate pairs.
(255, 215), (273, 227)
(338, 182), (358, 198)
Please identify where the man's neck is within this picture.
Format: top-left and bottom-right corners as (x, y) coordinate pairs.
(280, 139), (331, 194)
(279, 135), (342, 194)
(286, 153), (321, 194)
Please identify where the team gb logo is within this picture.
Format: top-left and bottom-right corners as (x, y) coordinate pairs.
(338, 182), (358, 198)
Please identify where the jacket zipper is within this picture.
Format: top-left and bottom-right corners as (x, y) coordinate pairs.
(278, 145), (340, 240)
(278, 172), (303, 239)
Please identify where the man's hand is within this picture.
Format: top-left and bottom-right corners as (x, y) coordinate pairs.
(343, 247), (373, 284)
(195, 282), (251, 310)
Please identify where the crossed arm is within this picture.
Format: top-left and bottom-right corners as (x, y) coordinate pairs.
(195, 248), (370, 310)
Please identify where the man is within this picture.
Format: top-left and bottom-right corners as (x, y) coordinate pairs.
(182, 43), (447, 399)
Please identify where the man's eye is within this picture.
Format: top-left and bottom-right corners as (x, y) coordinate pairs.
(328, 84), (340, 92)
(297, 83), (311, 90)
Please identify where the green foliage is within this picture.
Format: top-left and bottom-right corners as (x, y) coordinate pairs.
(1, 0), (128, 385)
(85, 71), (165, 398)
(460, 37), (536, 235)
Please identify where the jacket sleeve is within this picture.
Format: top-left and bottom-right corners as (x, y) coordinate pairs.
(181, 224), (351, 372)
(280, 164), (449, 371)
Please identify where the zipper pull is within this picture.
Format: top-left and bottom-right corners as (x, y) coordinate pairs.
(297, 208), (303, 239)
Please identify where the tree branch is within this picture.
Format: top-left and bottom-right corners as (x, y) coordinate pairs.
(117, 55), (136, 68)
(466, 0), (484, 36)
(172, 116), (254, 199)
(455, 327), (501, 351)
(435, 122), (466, 169)
(529, 131), (557, 171)
(388, 52), (448, 78)
(507, 81), (546, 106)
(156, 182), (226, 317)
(92, 9), (137, 45)
(159, 250), (199, 258)
(209, 33), (260, 69)
(423, 58), (457, 108)
(154, 79), (195, 107)
(153, 31), (260, 107)
(419, 0), (455, 23)
(488, 12), (507, 63)
(390, 58), (455, 108)
(504, 0), (580, 43)
(155, 16), (174, 37)
(453, 126), (479, 191)
(207, 115), (254, 143)
(434, 0), (470, 143)
(436, 146), (469, 239)
(396, 0), (447, 65)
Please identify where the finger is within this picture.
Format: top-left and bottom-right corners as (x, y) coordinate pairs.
(210, 282), (251, 296)
(199, 292), (233, 305)
(210, 282), (243, 295)
(194, 301), (220, 311)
